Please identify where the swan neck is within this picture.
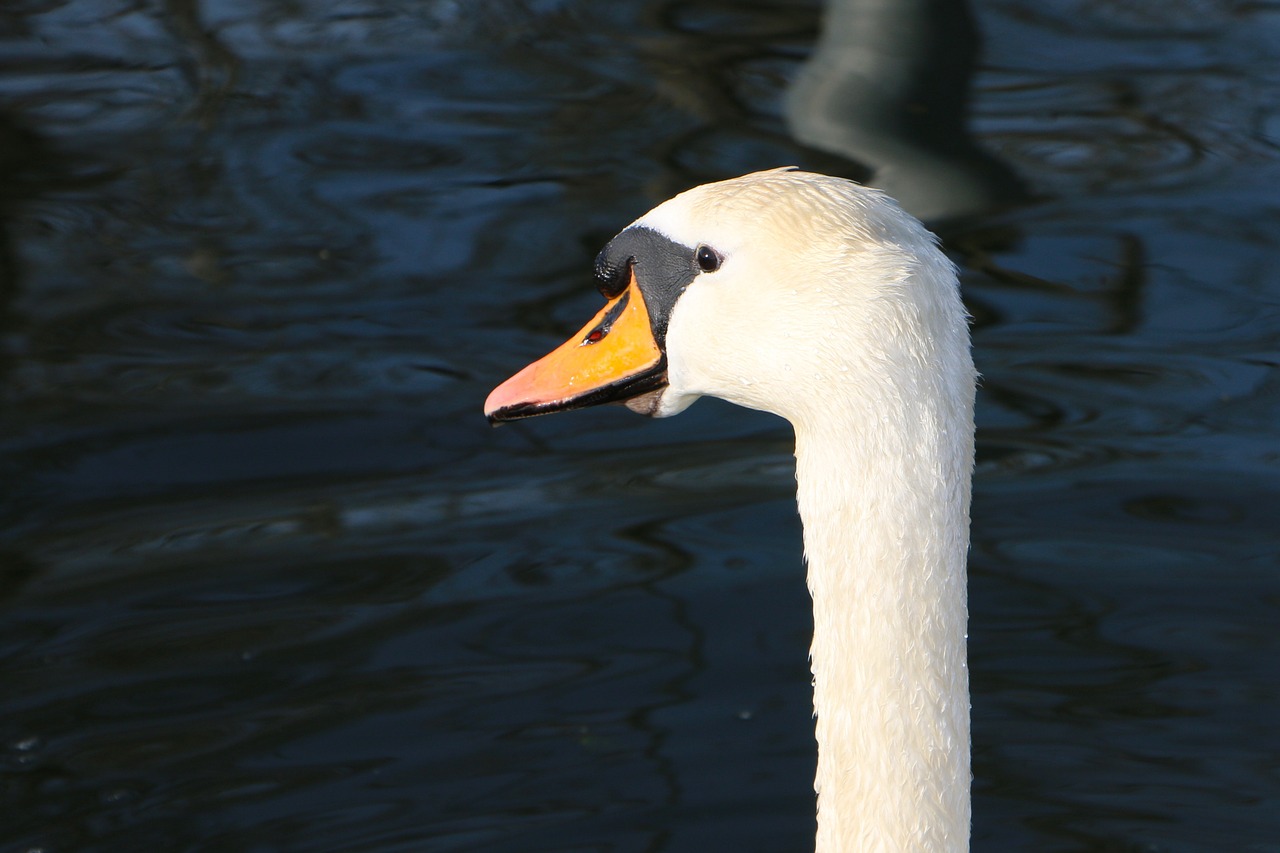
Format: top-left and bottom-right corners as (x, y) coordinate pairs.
(796, 409), (972, 852)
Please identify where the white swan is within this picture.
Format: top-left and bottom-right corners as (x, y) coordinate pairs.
(485, 168), (975, 852)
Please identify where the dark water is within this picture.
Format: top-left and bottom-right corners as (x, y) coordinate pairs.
(2, 1), (1279, 850)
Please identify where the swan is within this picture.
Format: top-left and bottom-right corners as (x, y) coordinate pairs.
(484, 168), (975, 852)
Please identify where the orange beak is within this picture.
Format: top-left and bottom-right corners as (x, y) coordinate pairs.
(484, 272), (667, 423)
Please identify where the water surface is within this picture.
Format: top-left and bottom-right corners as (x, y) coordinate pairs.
(2, 1), (1279, 850)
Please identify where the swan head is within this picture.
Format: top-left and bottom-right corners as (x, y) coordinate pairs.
(485, 168), (963, 428)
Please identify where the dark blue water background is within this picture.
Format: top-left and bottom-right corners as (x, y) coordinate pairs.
(2, 1), (1278, 850)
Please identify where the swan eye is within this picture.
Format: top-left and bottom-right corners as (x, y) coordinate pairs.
(695, 244), (722, 273)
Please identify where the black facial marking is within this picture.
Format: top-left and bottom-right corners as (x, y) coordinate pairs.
(593, 254), (631, 299)
(594, 226), (701, 347)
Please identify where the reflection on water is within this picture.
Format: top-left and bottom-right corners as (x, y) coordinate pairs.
(2, 1), (1279, 850)
(787, 0), (1029, 222)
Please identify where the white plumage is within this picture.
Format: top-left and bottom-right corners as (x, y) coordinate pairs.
(487, 168), (976, 851)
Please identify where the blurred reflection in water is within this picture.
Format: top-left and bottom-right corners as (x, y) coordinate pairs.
(788, 0), (1028, 222)
(1, 1), (1278, 851)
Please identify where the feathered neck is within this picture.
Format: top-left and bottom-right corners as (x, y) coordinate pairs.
(791, 260), (974, 853)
